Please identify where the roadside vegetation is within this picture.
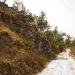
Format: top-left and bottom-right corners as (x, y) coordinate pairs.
(0, 0), (75, 75)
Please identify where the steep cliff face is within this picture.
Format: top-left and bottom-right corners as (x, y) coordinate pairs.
(0, 2), (59, 75)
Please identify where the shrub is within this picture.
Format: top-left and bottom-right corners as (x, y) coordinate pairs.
(23, 40), (33, 49)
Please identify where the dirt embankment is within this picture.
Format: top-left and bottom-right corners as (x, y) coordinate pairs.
(70, 47), (75, 59)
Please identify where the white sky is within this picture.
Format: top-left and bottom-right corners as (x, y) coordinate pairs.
(5, 0), (75, 37)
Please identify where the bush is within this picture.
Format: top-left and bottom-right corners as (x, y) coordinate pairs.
(24, 40), (33, 49)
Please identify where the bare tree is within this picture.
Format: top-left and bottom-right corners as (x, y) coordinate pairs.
(4, 0), (6, 3)
(13, 0), (25, 11)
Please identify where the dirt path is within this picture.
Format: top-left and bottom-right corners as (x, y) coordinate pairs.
(37, 48), (75, 75)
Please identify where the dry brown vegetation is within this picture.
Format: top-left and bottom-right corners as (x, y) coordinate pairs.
(0, 2), (61, 75)
(70, 47), (75, 58)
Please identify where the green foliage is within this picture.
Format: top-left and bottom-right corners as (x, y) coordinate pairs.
(56, 33), (65, 45)
(26, 12), (34, 22)
(53, 26), (58, 40)
(45, 30), (54, 45)
(36, 11), (48, 31)
(65, 35), (71, 47)
(24, 40), (33, 49)
(71, 39), (75, 46)
(45, 26), (66, 52)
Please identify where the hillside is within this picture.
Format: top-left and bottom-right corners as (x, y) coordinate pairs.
(0, 2), (62, 75)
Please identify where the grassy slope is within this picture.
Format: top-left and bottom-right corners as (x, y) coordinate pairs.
(0, 2), (60, 75)
(0, 22), (56, 75)
(0, 22), (49, 75)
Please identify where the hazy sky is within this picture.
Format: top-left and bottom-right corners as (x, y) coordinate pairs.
(6, 0), (75, 37)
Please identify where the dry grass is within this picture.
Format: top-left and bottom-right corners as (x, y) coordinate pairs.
(0, 48), (50, 75)
(70, 46), (75, 58)
(0, 22), (51, 75)
(0, 22), (23, 42)
(0, 6), (17, 17)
